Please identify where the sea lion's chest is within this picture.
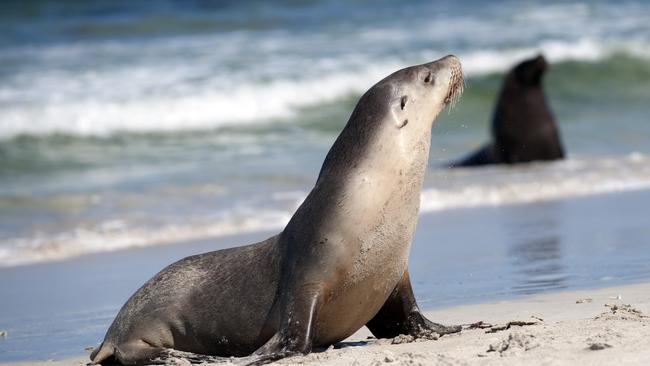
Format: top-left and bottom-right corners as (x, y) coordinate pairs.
(310, 172), (420, 342)
(335, 150), (424, 282)
(313, 217), (413, 345)
(306, 135), (428, 342)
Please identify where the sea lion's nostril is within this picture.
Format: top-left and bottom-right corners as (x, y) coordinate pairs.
(400, 95), (408, 110)
(424, 72), (432, 83)
(398, 119), (408, 128)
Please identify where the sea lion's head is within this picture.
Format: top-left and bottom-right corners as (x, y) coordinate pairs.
(511, 54), (547, 86)
(318, 55), (463, 184)
(375, 55), (464, 133)
(341, 55), (463, 147)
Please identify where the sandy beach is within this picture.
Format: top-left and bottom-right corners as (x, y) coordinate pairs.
(3, 281), (648, 366)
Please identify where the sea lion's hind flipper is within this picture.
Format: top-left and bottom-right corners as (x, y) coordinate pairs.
(93, 341), (229, 365)
(366, 270), (461, 339)
(88, 341), (117, 365)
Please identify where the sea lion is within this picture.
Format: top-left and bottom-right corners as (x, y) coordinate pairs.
(90, 55), (464, 366)
(451, 54), (564, 167)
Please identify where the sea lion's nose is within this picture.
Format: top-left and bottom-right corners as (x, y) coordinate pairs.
(440, 54), (460, 63)
(423, 55), (462, 73)
(437, 55), (461, 68)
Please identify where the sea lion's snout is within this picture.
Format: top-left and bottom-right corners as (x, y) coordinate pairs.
(412, 55), (464, 109)
(421, 55), (461, 75)
(435, 55), (464, 108)
(438, 54), (462, 67)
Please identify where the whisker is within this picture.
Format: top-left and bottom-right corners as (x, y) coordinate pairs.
(445, 65), (464, 111)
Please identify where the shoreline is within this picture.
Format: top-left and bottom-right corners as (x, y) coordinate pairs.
(1, 189), (649, 364)
(3, 281), (649, 365)
(4, 180), (650, 270)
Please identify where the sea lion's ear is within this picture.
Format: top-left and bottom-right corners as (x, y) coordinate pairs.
(391, 95), (409, 129)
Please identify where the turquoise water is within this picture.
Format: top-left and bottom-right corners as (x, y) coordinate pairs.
(1, 0), (650, 361)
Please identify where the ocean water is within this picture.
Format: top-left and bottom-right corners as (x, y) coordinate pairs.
(1, 0), (650, 361)
(1, 0), (650, 267)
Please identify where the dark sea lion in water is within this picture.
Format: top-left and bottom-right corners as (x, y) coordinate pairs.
(452, 55), (564, 167)
(90, 55), (465, 365)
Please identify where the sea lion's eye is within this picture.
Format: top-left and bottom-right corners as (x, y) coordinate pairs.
(423, 72), (432, 83)
(400, 95), (408, 110)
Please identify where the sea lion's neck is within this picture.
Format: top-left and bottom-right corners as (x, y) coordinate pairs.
(291, 121), (432, 241)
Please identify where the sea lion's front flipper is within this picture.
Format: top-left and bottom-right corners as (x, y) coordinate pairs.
(240, 283), (323, 365)
(366, 270), (461, 339)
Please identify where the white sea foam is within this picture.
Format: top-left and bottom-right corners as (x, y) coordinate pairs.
(0, 35), (648, 139)
(455, 38), (609, 76)
(1, 154), (649, 268)
(420, 153), (650, 212)
(0, 209), (292, 268)
(0, 60), (401, 138)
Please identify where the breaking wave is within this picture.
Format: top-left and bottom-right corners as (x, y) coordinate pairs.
(1, 37), (649, 139)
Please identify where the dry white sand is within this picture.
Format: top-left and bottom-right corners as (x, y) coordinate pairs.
(4, 282), (649, 366)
